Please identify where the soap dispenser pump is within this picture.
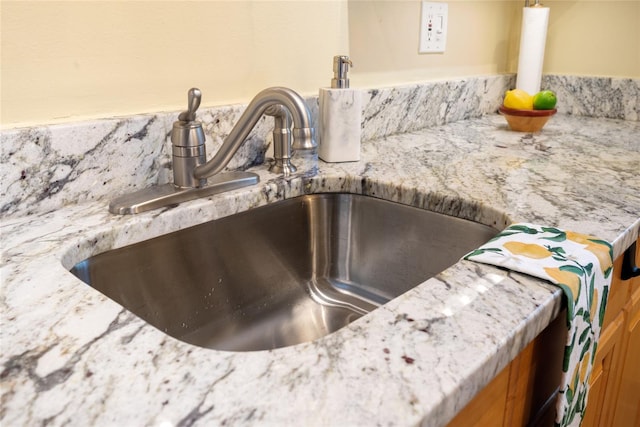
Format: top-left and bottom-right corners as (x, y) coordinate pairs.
(318, 55), (362, 162)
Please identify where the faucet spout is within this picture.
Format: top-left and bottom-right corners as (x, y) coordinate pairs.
(194, 87), (315, 180)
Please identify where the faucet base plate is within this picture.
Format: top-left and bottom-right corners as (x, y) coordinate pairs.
(109, 171), (259, 215)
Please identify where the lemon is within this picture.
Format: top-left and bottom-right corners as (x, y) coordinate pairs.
(503, 89), (533, 110)
(503, 241), (551, 259)
(544, 267), (581, 300)
(533, 90), (557, 110)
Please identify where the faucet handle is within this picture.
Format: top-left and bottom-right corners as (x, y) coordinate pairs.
(178, 88), (202, 122)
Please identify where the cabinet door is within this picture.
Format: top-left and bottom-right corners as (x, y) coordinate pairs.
(581, 311), (625, 427)
(581, 247), (634, 427)
(446, 364), (510, 427)
(505, 311), (566, 426)
(611, 285), (640, 427)
(446, 310), (566, 427)
(602, 256), (631, 329)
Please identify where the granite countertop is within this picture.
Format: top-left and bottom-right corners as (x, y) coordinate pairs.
(2, 111), (639, 427)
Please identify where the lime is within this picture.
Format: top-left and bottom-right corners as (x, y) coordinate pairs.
(533, 90), (557, 110)
(503, 89), (533, 110)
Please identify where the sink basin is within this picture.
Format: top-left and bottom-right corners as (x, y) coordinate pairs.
(70, 193), (499, 351)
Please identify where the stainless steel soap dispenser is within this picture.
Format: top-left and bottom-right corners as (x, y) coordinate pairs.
(318, 55), (362, 162)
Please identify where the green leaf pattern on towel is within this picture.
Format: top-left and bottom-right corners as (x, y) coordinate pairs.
(464, 223), (613, 427)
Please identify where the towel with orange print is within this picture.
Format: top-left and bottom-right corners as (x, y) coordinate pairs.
(464, 223), (613, 427)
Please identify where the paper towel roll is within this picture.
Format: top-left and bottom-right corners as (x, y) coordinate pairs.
(516, 6), (549, 95)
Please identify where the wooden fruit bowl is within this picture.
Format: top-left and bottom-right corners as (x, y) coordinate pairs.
(499, 105), (557, 132)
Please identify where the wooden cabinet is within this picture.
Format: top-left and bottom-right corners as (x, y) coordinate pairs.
(446, 363), (511, 427)
(447, 308), (566, 427)
(448, 238), (640, 427)
(611, 284), (640, 427)
(581, 308), (625, 426)
(583, 239), (640, 427)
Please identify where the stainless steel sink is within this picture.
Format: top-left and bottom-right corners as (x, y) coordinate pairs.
(70, 193), (499, 351)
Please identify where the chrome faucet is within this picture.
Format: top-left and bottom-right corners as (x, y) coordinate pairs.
(109, 87), (316, 215)
(195, 86), (316, 178)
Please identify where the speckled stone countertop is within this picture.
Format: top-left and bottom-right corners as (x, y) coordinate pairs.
(2, 75), (639, 426)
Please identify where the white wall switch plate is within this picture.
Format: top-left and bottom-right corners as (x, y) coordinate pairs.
(419, 1), (448, 53)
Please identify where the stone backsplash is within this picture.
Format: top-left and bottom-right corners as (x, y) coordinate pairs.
(1, 75), (637, 218)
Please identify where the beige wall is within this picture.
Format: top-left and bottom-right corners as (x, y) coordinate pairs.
(1, 0), (638, 128)
(348, 0), (639, 89)
(348, 0), (522, 88)
(544, 0), (639, 77)
(1, 1), (349, 128)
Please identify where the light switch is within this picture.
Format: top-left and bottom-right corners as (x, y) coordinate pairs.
(419, 1), (448, 53)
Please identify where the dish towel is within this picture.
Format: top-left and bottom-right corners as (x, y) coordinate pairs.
(464, 223), (613, 427)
